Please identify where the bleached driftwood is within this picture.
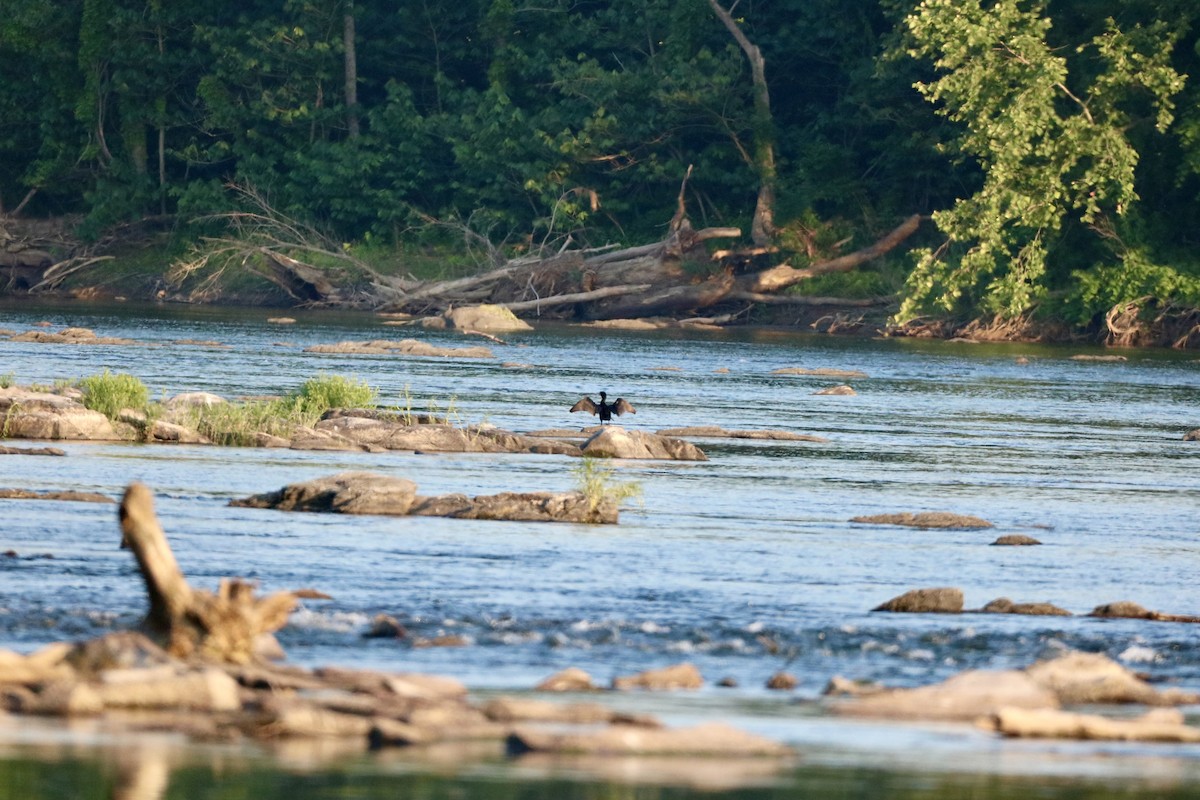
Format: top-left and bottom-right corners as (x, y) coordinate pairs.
(119, 482), (297, 663)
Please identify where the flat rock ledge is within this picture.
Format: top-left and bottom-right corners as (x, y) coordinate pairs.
(0, 444), (65, 456)
(305, 338), (494, 359)
(656, 426), (828, 443)
(0, 634), (790, 759)
(0, 388), (703, 461)
(829, 650), (1200, 727)
(231, 471), (619, 524)
(0, 488), (113, 503)
(4, 326), (138, 346)
(850, 511), (994, 529)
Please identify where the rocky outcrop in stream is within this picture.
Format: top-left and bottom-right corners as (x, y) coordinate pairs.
(232, 471), (620, 524)
(0, 383), (706, 461)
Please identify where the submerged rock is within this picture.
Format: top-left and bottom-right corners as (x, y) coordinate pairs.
(655, 425), (828, 443)
(873, 587), (964, 613)
(813, 384), (857, 396)
(851, 511), (993, 529)
(0, 488), (112, 503)
(305, 338), (494, 359)
(0, 445), (66, 456)
(772, 367), (868, 378)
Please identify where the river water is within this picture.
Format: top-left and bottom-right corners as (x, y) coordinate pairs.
(0, 301), (1197, 798)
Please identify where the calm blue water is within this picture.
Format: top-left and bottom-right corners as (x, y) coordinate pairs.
(0, 301), (1198, 794)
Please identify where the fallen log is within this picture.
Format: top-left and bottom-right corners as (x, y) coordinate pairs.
(119, 483), (299, 663)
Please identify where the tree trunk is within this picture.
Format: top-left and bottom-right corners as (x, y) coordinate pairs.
(708, 0), (777, 246)
(344, 1), (360, 139)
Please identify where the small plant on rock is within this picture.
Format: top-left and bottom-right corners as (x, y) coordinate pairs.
(574, 456), (643, 516)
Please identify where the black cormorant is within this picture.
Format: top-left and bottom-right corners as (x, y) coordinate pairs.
(570, 391), (635, 424)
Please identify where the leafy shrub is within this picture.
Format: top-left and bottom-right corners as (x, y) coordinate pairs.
(1061, 251), (1200, 325)
(79, 371), (150, 419)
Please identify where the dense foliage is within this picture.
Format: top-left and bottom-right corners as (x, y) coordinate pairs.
(1, 0), (1199, 326)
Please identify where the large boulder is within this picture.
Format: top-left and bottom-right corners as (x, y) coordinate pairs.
(580, 427), (707, 461)
(872, 587), (964, 613)
(444, 304), (533, 333)
(0, 388), (121, 441)
(232, 471), (418, 515)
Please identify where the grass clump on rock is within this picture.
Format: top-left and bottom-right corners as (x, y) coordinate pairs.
(294, 373), (377, 415)
(184, 373), (380, 446)
(79, 370), (150, 420)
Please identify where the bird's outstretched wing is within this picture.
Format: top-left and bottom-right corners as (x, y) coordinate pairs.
(569, 397), (598, 415)
(612, 398), (636, 416)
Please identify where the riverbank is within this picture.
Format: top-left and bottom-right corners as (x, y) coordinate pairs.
(6, 216), (1196, 349)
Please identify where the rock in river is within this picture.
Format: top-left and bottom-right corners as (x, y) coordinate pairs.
(580, 426), (707, 461)
(872, 587), (964, 613)
(851, 511), (993, 529)
(233, 471), (619, 524)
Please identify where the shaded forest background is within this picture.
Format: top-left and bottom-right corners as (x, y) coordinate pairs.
(3, 0), (1200, 342)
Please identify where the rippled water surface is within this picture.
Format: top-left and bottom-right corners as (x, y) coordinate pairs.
(0, 301), (1198, 796)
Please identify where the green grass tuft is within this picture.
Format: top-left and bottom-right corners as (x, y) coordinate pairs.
(79, 371), (150, 420)
(293, 373), (378, 416)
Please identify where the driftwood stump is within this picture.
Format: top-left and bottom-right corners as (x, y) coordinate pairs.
(119, 482), (297, 663)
